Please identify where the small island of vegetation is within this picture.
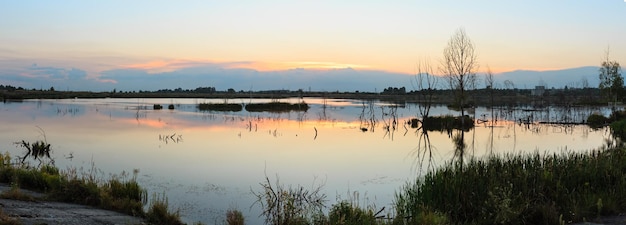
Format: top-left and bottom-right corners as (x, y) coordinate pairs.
(244, 102), (310, 113)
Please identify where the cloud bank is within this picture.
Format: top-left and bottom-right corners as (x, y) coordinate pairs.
(0, 60), (606, 92)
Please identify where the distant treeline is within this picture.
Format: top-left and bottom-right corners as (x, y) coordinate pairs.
(0, 84), (614, 107)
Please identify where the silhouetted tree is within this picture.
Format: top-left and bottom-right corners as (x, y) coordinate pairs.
(599, 48), (624, 103)
(441, 28), (478, 124)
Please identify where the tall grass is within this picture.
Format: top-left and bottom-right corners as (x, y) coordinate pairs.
(251, 174), (326, 225)
(146, 193), (184, 225)
(395, 146), (626, 224)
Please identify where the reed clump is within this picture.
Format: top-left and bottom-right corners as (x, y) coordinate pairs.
(328, 201), (378, 225)
(421, 115), (474, 131)
(226, 209), (245, 225)
(245, 102), (309, 112)
(394, 146), (626, 224)
(197, 103), (243, 112)
(146, 193), (184, 225)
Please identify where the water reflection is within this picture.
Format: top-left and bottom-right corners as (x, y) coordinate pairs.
(0, 98), (614, 224)
(159, 133), (183, 144)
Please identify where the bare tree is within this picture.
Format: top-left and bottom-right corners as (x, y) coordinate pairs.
(599, 47), (624, 104)
(485, 66), (495, 120)
(441, 28), (478, 125)
(412, 59), (439, 118)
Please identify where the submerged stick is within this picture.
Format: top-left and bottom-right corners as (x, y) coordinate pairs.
(313, 127), (318, 140)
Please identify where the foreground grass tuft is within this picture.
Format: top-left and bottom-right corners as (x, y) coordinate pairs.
(146, 193), (184, 225)
(226, 209), (245, 225)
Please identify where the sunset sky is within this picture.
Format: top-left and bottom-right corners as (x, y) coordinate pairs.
(0, 1), (625, 91)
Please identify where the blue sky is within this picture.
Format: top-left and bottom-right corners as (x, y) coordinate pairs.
(0, 0), (624, 91)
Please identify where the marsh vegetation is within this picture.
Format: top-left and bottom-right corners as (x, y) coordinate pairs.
(0, 96), (621, 224)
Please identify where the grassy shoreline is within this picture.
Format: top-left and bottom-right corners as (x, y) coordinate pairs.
(0, 153), (187, 225)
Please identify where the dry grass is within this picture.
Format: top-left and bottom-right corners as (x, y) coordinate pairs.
(0, 186), (35, 202)
(0, 208), (21, 225)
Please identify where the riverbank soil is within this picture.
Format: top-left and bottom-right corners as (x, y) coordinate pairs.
(0, 183), (145, 225)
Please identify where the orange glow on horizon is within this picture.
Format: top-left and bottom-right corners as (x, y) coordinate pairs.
(123, 60), (192, 73)
(227, 61), (373, 72)
(122, 59), (380, 73)
(119, 58), (577, 77)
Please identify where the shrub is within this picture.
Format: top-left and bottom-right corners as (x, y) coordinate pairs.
(587, 114), (608, 128)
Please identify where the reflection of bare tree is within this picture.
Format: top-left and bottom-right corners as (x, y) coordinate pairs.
(412, 59), (438, 119)
(358, 100), (377, 132)
(381, 105), (398, 140)
(319, 96), (329, 121)
(451, 130), (468, 166)
(159, 133), (183, 144)
(487, 123), (495, 154)
(410, 129), (436, 174)
(296, 110), (308, 124)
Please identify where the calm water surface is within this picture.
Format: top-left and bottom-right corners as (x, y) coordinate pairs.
(0, 98), (613, 224)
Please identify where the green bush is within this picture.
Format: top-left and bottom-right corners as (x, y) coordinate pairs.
(587, 114), (608, 128)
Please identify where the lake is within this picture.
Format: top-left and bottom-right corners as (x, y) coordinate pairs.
(0, 98), (613, 224)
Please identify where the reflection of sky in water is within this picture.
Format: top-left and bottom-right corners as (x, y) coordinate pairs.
(0, 98), (613, 224)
